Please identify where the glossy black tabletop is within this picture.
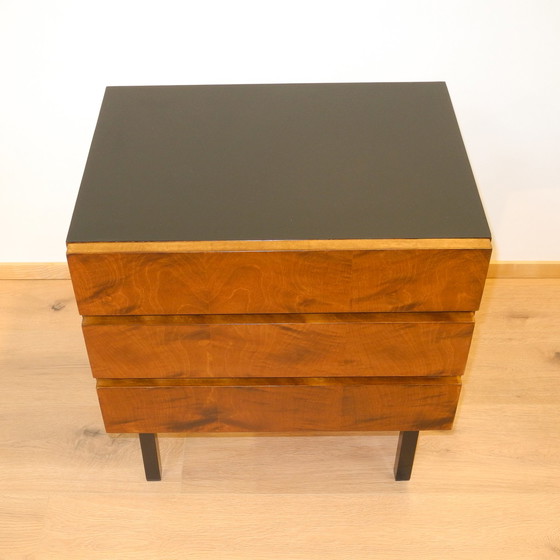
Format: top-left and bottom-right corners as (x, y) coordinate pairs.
(67, 83), (490, 243)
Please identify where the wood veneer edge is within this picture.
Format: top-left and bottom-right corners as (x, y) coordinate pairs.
(66, 238), (492, 253)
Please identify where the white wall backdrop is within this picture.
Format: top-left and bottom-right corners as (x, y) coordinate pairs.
(1, 0), (559, 262)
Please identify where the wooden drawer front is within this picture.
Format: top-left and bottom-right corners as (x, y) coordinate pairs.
(83, 313), (473, 379)
(97, 377), (461, 433)
(68, 248), (491, 315)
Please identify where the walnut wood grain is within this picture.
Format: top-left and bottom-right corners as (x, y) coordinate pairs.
(82, 314), (474, 379)
(96, 377), (461, 433)
(68, 248), (491, 315)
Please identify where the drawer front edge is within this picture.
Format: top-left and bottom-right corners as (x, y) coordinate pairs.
(68, 247), (491, 315)
(96, 377), (461, 433)
(83, 315), (474, 379)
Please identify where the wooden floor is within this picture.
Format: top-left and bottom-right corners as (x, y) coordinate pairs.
(1, 278), (559, 559)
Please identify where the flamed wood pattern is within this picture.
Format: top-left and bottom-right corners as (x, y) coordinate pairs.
(96, 378), (461, 433)
(82, 315), (474, 379)
(67, 248), (491, 315)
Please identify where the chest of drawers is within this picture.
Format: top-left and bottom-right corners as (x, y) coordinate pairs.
(67, 83), (491, 481)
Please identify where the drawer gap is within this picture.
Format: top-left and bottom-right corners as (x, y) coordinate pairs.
(84, 312), (474, 326)
(97, 376), (461, 388)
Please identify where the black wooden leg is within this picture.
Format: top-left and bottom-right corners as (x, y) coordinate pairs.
(393, 431), (419, 481)
(139, 433), (161, 481)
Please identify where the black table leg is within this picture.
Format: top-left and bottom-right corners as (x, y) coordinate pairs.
(139, 433), (161, 481)
(393, 430), (419, 481)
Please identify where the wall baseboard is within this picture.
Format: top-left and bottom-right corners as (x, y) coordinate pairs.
(1, 261), (560, 280)
(487, 262), (560, 278)
(0, 263), (71, 279)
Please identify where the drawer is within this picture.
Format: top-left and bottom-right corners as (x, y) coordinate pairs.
(83, 312), (474, 379)
(96, 377), (461, 433)
(67, 242), (491, 315)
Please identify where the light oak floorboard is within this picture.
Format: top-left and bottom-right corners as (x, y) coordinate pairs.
(0, 279), (559, 559)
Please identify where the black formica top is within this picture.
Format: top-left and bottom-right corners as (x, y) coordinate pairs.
(67, 83), (490, 243)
